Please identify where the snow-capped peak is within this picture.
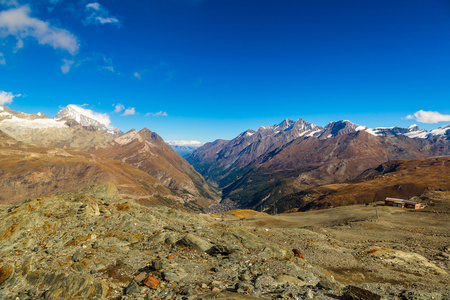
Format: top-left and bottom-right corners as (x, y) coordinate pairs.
(428, 123), (450, 138)
(318, 120), (366, 139)
(54, 104), (111, 131)
(365, 124), (428, 139)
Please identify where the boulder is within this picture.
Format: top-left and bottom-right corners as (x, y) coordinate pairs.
(176, 233), (212, 252)
(221, 228), (293, 260)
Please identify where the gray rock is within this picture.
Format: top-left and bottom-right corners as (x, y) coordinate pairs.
(272, 274), (305, 286)
(72, 250), (85, 262)
(236, 282), (254, 293)
(341, 285), (382, 300)
(207, 244), (239, 257)
(125, 281), (140, 295)
(177, 234), (212, 252)
(162, 270), (187, 282)
(92, 241), (100, 249)
(316, 279), (337, 290)
(254, 275), (274, 289)
(401, 289), (442, 300)
(180, 286), (194, 295)
(304, 289), (314, 299)
(221, 228), (293, 260)
(152, 259), (165, 271)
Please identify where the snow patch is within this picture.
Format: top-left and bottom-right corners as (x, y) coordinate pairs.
(429, 124), (450, 137)
(0, 116), (67, 129)
(404, 131), (429, 139)
(364, 128), (380, 136)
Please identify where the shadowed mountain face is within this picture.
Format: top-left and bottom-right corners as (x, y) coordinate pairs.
(187, 119), (450, 212)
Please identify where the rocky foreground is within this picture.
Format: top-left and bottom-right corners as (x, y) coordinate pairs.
(0, 183), (448, 300)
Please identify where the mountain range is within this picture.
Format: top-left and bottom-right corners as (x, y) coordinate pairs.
(1, 104), (450, 214)
(186, 118), (450, 212)
(0, 105), (219, 210)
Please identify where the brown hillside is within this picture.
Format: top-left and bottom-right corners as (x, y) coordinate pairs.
(95, 128), (219, 203)
(302, 156), (450, 210)
(0, 139), (183, 206)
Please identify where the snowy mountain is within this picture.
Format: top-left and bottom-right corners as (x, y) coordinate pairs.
(54, 105), (111, 132)
(0, 105), (64, 128)
(239, 118), (322, 140)
(365, 124), (428, 139)
(317, 120), (366, 139)
(428, 123), (450, 139)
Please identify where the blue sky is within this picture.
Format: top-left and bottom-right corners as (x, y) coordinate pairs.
(1, 0), (450, 142)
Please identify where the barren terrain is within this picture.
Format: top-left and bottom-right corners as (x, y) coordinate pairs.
(223, 192), (450, 288)
(0, 183), (448, 299)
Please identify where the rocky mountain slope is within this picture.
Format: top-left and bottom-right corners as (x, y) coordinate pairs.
(94, 129), (219, 206)
(186, 118), (450, 212)
(0, 129), (184, 207)
(0, 105), (116, 150)
(0, 182), (448, 299)
(54, 104), (111, 132)
(0, 106), (218, 207)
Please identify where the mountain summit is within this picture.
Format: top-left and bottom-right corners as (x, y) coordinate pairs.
(54, 104), (111, 132)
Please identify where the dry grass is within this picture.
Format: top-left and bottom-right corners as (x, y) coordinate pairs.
(214, 209), (270, 218)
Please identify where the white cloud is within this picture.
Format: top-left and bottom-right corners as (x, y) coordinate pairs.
(100, 55), (116, 73)
(146, 111), (168, 117)
(133, 72), (141, 79)
(95, 16), (119, 25)
(86, 2), (100, 10)
(166, 140), (204, 147)
(114, 103), (124, 113)
(0, 52), (5, 65)
(61, 59), (74, 74)
(102, 65), (115, 72)
(0, 90), (21, 105)
(0, 6), (79, 55)
(0, 0), (19, 7)
(14, 38), (23, 51)
(84, 2), (120, 27)
(122, 107), (136, 116)
(405, 110), (450, 124)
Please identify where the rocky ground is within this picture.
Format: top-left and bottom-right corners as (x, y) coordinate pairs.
(0, 183), (448, 299)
